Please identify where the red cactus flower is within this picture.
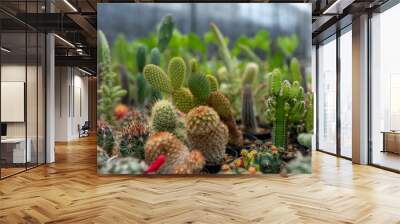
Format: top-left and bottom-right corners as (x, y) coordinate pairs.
(145, 155), (166, 174)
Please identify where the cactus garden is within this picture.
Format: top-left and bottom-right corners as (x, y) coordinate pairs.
(97, 13), (313, 175)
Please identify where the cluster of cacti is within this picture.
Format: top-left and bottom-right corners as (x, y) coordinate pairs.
(97, 146), (110, 170)
(97, 31), (127, 124)
(265, 69), (306, 148)
(186, 106), (229, 165)
(97, 120), (115, 156)
(119, 121), (148, 159)
(100, 157), (148, 174)
(242, 84), (257, 132)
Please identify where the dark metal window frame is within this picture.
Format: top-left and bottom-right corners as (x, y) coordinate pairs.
(367, 0), (400, 173)
(0, 0), (48, 180)
(315, 20), (353, 161)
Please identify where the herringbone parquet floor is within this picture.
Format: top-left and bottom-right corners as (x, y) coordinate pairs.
(1, 135), (400, 224)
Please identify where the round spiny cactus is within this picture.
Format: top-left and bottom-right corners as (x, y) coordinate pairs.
(144, 132), (189, 174)
(207, 75), (219, 92)
(172, 88), (194, 113)
(150, 100), (177, 133)
(143, 64), (172, 93)
(186, 106), (220, 135)
(186, 106), (228, 165)
(119, 122), (148, 159)
(168, 57), (186, 89)
(188, 74), (210, 103)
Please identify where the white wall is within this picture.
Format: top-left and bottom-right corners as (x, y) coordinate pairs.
(55, 67), (89, 141)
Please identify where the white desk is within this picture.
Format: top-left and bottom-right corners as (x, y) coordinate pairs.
(1, 138), (31, 163)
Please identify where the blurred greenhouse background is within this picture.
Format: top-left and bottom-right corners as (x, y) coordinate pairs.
(98, 3), (311, 70)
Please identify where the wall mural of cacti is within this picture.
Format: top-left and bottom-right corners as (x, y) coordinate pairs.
(97, 3), (312, 175)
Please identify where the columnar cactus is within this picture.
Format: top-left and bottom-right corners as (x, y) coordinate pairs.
(119, 122), (148, 159)
(186, 106), (229, 165)
(265, 69), (306, 148)
(242, 84), (257, 132)
(242, 62), (259, 86)
(97, 30), (126, 123)
(144, 132), (189, 174)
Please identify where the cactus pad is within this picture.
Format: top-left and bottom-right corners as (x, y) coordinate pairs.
(172, 88), (194, 113)
(168, 57), (186, 89)
(143, 64), (172, 93)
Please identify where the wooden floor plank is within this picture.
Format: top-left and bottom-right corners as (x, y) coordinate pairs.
(0, 135), (399, 223)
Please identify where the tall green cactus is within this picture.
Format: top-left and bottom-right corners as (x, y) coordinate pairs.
(97, 30), (127, 124)
(305, 92), (314, 133)
(265, 69), (306, 148)
(157, 15), (174, 53)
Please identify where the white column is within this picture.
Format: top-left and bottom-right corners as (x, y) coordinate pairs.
(352, 14), (369, 164)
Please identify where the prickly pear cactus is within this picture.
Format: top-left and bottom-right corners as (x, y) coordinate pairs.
(207, 75), (219, 92)
(208, 91), (243, 146)
(172, 88), (194, 113)
(143, 64), (172, 93)
(188, 73), (211, 103)
(168, 57), (186, 89)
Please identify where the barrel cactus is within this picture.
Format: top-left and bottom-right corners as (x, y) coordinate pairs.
(186, 106), (229, 165)
(144, 132), (189, 174)
(265, 69), (306, 148)
(119, 122), (148, 159)
(150, 100), (178, 133)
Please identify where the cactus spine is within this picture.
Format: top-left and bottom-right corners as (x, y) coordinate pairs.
(242, 84), (257, 132)
(265, 69), (306, 148)
(186, 106), (229, 165)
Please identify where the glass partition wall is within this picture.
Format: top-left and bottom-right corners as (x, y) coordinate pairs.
(316, 26), (352, 159)
(370, 3), (400, 172)
(0, 2), (46, 179)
